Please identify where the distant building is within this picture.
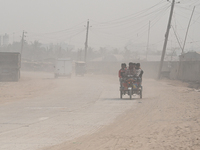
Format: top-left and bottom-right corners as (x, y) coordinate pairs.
(91, 54), (124, 62)
(136, 54), (179, 62)
(179, 51), (200, 61)
(3, 33), (9, 46)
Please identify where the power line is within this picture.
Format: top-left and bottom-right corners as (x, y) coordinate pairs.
(127, 5), (170, 41)
(92, 4), (170, 29)
(171, 25), (183, 50)
(27, 28), (86, 43)
(28, 21), (86, 35)
(182, 6), (196, 53)
(91, 4), (170, 41)
(158, 0), (175, 79)
(91, 0), (166, 25)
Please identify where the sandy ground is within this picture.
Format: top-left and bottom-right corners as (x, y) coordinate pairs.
(0, 72), (137, 150)
(0, 72), (200, 150)
(43, 77), (200, 150)
(0, 72), (57, 104)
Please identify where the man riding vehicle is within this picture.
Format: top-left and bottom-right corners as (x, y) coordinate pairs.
(125, 62), (136, 76)
(135, 63), (144, 86)
(119, 62), (143, 99)
(118, 63), (127, 87)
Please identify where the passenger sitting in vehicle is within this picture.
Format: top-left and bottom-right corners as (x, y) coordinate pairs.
(118, 63), (127, 87)
(135, 63), (144, 86)
(125, 62), (136, 77)
(133, 63), (136, 70)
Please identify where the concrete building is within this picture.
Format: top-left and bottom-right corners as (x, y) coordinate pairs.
(179, 51), (200, 61)
(91, 54), (124, 62)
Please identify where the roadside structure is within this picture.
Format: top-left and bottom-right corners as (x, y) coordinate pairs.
(179, 51), (200, 61)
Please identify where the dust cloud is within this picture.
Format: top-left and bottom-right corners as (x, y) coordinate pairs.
(0, 0), (200, 150)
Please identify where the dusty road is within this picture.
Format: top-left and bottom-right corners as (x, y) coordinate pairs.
(0, 72), (200, 150)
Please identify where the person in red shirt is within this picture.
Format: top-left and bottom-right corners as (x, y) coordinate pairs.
(119, 63), (127, 87)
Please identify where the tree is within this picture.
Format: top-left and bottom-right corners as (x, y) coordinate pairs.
(31, 40), (42, 61)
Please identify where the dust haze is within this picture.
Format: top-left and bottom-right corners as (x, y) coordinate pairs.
(0, 0), (200, 150)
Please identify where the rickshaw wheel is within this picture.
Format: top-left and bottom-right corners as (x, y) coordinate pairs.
(129, 90), (132, 100)
(120, 91), (123, 99)
(140, 90), (142, 99)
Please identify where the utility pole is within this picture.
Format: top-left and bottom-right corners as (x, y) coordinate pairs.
(20, 30), (27, 54)
(177, 6), (195, 80)
(13, 32), (15, 44)
(158, 0), (175, 79)
(84, 20), (89, 62)
(146, 21), (151, 61)
(171, 25), (183, 51)
(182, 6), (195, 53)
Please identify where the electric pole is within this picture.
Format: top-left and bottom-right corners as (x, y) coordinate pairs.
(158, 0), (175, 79)
(13, 32), (15, 44)
(182, 6), (195, 53)
(20, 30), (27, 54)
(146, 21), (151, 61)
(177, 6), (195, 79)
(84, 20), (89, 62)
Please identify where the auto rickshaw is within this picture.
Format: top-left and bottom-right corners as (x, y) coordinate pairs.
(120, 75), (142, 99)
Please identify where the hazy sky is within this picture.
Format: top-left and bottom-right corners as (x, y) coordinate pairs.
(0, 0), (200, 51)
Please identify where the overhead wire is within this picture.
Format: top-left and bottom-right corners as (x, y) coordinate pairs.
(176, 4), (200, 14)
(90, 0), (200, 49)
(92, 3), (170, 30)
(121, 4), (171, 34)
(18, 1), (200, 49)
(171, 25), (183, 51)
(89, 29), (123, 47)
(90, 0), (166, 25)
(128, 5), (171, 42)
(189, 0), (200, 7)
(172, 6), (199, 50)
(26, 1), (173, 47)
(91, 3), (171, 41)
(90, 2), (171, 48)
(88, 4), (171, 50)
(28, 21), (86, 35)
(28, 27), (85, 38)
(172, 12), (184, 44)
(179, 0), (200, 6)
(186, 33), (200, 49)
(27, 28), (86, 42)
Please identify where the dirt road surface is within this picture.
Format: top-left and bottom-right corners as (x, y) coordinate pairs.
(0, 72), (200, 150)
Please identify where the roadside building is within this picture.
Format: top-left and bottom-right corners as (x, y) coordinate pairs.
(3, 34), (9, 46)
(91, 54), (124, 62)
(179, 51), (200, 61)
(170, 51), (200, 81)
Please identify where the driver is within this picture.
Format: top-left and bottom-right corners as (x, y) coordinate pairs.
(125, 62), (136, 76)
(118, 63), (127, 87)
